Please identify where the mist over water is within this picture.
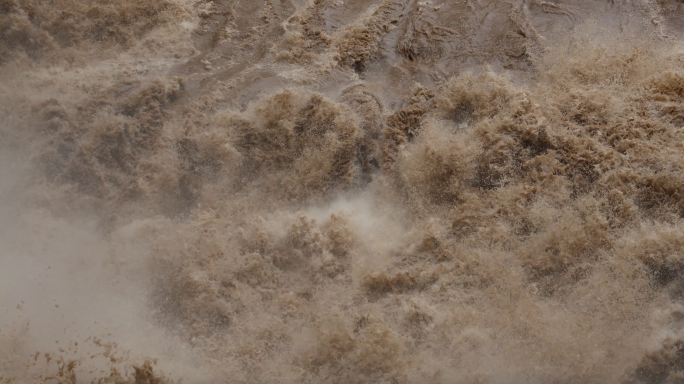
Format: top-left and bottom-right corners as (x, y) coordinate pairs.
(4, 0), (684, 382)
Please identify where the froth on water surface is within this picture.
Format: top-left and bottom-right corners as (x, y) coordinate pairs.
(5, 0), (684, 383)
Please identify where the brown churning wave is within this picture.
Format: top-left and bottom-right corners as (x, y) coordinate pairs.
(4, 0), (684, 383)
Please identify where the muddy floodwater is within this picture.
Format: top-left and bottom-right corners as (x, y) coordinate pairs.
(4, 0), (684, 383)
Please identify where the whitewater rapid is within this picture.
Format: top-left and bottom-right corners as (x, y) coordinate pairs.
(4, 0), (684, 383)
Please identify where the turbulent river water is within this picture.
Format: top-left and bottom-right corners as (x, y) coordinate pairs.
(4, 0), (684, 382)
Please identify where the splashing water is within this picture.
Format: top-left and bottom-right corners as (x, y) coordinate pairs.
(4, 0), (684, 383)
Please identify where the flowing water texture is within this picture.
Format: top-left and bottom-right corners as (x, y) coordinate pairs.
(4, 0), (684, 383)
